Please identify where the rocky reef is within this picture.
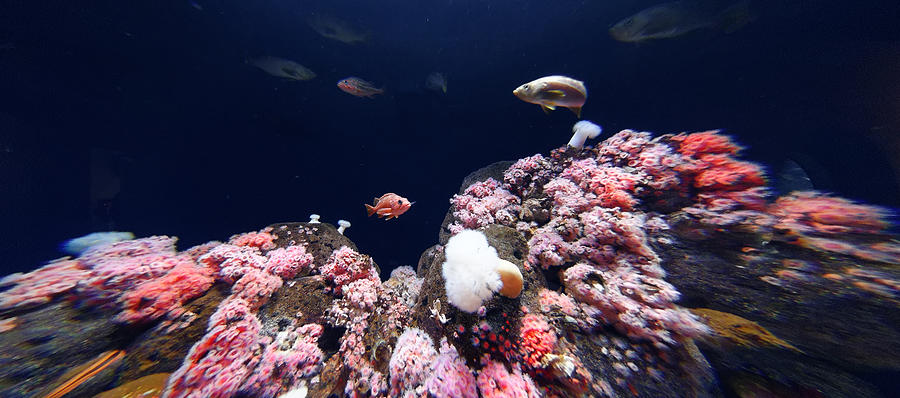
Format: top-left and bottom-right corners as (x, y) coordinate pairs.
(0, 129), (897, 397)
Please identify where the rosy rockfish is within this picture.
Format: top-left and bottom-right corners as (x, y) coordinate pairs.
(338, 77), (384, 98)
(365, 193), (413, 220)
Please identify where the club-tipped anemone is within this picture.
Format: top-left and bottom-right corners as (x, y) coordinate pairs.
(569, 120), (603, 149)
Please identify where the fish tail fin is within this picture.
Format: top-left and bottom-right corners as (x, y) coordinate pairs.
(717, 0), (755, 34)
(365, 204), (376, 216)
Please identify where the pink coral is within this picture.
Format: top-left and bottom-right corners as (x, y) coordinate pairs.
(389, 327), (438, 397)
(199, 244), (268, 281)
(339, 316), (388, 396)
(424, 339), (478, 398)
(239, 323), (324, 397)
(596, 129), (654, 163)
(343, 278), (381, 310)
(264, 245), (314, 280)
(538, 289), (579, 317)
(563, 263), (708, 346)
(503, 154), (555, 196)
(449, 178), (521, 234)
(76, 236), (185, 308)
(163, 298), (263, 398)
(0, 258), (90, 310)
(321, 246), (379, 293)
(231, 268), (283, 310)
(562, 158), (641, 210)
(476, 358), (541, 398)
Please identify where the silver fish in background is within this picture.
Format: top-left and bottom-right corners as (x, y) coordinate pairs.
(308, 14), (368, 44)
(61, 231), (135, 255)
(609, 0), (754, 43)
(425, 72), (448, 93)
(250, 56), (316, 81)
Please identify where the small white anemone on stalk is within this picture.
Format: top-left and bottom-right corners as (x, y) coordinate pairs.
(337, 220), (351, 235)
(569, 120), (603, 149)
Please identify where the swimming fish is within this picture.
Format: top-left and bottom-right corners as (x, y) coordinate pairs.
(61, 231), (135, 255)
(250, 56), (316, 81)
(513, 75), (587, 117)
(338, 77), (384, 98)
(425, 72), (448, 94)
(308, 15), (368, 44)
(609, 0), (753, 43)
(365, 193), (413, 220)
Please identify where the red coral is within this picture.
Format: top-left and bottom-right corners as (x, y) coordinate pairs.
(228, 229), (276, 250)
(670, 130), (742, 157)
(117, 258), (215, 324)
(770, 191), (891, 235)
(691, 154), (767, 191)
(518, 314), (556, 369)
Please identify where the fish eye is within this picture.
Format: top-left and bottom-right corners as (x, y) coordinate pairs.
(624, 19), (633, 26)
(523, 84), (529, 89)
(397, 200), (403, 205)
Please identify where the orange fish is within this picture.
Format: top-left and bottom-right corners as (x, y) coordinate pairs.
(338, 77), (384, 98)
(365, 193), (413, 219)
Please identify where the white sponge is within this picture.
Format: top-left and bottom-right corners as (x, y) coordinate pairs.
(441, 230), (503, 313)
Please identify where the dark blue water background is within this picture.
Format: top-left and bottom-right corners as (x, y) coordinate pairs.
(1, 0), (898, 276)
